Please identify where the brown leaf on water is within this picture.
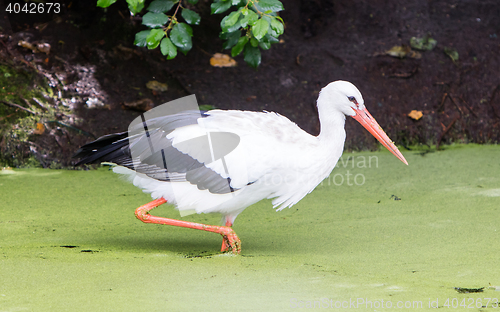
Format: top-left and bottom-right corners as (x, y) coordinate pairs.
(122, 98), (154, 112)
(36, 43), (51, 54)
(444, 47), (459, 62)
(408, 110), (423, 120)
(385, 45), (421, 59)
(146, 81), (168, 92)
(18, 41), (51, 54)
(33, 123), (45, 135)
(18, 40), (35, 52)
(210, 53), (237, 67)
(410, 35), (437, 51)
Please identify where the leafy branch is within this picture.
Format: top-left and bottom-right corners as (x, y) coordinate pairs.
(96, 0), (285, 67)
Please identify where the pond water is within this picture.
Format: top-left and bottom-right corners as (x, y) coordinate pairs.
(1, 145), (499, 311)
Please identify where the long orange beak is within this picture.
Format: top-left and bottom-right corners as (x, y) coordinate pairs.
(352, 108), (408, 165)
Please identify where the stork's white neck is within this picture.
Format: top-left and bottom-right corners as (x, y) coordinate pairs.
(316, 92), (347, 145)
(299, 92), (348, 190)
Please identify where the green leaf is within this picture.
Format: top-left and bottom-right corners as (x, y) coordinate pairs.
(220, 14), (241, 33)
(177, 22), (193, 36)
(274, 15), (284, 24)
(264, 32), (279, 43)
(136, 2), (145, 13)
(97, 0), (117, 8)
(127, 0), (145, 14)
(257, 33), (275, 50)
(134, 30), (151, 47)
(146, 28), (165, 49)
(264, 33), (280, 44)
(224, 11), (240, 28)
(259, 40), (270, 50)
(268, 24), (279, 38)
(231, 36), (248, 57)
(186, 0), (198, 4)
(270, 18), (284, 35)
(239, 10), (258, 28)
(160, 37), (177, 59)
(232, 0), (242, 5)
(220, 29), (238, 40)
(221, 31), (241, 49)
(147, 0), (176, 13)
(244, 44), (261, 68)
(170, 23), (193, 54)
(250, 37), (259, 47)
(142, 12), (169, 28)
(181, 9), (201, 25)
(211, 1), (232, 14)
(255, 0), (284, 13)
(251, 19), (269, 40)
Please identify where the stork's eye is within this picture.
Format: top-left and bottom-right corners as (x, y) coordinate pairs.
(347, 96), (356, 103)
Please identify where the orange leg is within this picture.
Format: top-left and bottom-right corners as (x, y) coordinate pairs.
(220, 219), (234, 252)
(135, 198), (241, 254)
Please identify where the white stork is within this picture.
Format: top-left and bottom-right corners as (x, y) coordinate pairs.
(75, 81), (407, 254)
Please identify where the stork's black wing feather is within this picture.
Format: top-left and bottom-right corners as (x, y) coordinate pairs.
(73, 132), (129, 166)
(73, 110), (236, 194)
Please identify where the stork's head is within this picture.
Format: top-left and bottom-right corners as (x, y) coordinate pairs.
(321, 80), (366, 116)
(320, 80), (408, 165)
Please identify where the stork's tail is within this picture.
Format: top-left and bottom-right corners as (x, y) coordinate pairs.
(73, 132), (130, 165)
